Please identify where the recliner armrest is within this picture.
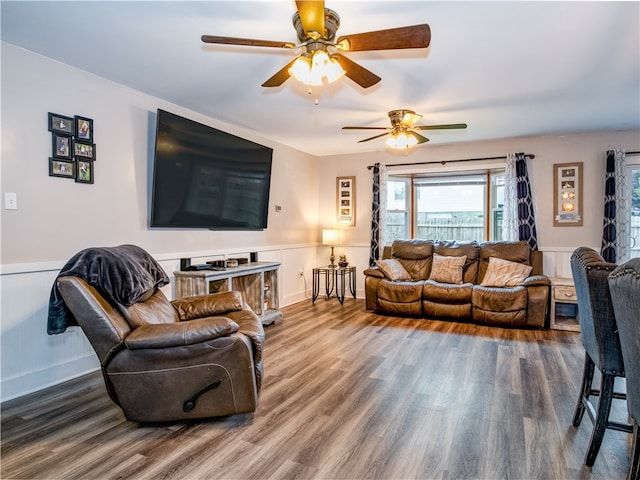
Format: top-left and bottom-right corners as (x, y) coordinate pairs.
(124, 317), (239, 349)
(171, 291), (243, 321)
(363, 267), (386, 278)
(522, 274), (551, 287)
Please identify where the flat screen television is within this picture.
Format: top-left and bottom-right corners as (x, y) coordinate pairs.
(150, 109), (273, 230)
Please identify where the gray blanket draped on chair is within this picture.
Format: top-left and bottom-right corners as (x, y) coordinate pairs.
(47, 244), (170, 334)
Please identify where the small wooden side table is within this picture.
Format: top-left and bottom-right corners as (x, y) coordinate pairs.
(549, 277), (580, 331)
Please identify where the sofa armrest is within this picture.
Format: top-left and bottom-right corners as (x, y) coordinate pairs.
(171, 291), (243, 321)
(124, 317), (239, 349)
(522, 274), (551, 287)
(363, 266), (386, 278)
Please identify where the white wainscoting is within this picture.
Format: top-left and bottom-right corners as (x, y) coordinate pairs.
(0, 243), (575, 403)
(0, 243), (325, 403)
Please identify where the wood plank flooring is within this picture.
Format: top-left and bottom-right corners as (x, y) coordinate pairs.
(1, 298), (633, 479)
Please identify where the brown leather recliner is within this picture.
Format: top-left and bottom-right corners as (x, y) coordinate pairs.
(57, 276), (264, 423)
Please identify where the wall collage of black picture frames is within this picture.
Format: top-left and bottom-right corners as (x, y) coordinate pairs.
(48, 112), (95, 184)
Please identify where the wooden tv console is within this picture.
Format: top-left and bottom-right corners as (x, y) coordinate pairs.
(174, 261), (282, 326)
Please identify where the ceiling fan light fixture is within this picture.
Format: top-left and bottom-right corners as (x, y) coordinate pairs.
(386, 131), (418, 150)
(288, 48), (345, 86)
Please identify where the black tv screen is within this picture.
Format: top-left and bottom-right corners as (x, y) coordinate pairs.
(150, 109), (273, 230)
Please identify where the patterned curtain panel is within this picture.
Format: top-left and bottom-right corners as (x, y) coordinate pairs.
(601, 149), (629, 263)
(369, 163), (388, 266)
(515, 153), (539, 250)
(369, 163), (382, 267)
(502, 153), (519, 241)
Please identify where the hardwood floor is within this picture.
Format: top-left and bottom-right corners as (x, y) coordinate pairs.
(1, 298), (633, 479)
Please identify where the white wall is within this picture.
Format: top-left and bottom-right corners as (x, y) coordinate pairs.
(2, 41), (639, 402)
(0, 43), (321, 401)
(316, 130), (640, 278)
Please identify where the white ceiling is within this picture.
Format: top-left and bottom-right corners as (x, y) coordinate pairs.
(2, 1), (639, 156)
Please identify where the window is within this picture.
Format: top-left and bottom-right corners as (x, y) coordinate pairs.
(385, 177), (410, 244)
(386, 170), (504, 244)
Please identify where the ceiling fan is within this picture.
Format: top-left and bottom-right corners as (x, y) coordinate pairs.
(342, 110), (468, 149)
(201, 1), (430, 89)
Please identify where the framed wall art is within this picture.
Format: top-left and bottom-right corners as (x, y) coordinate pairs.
(553, 162), (583, 226)
(48, 158), (75, 178)
(48, 111), (97, 182)
(52, 133), (72, 160)
(74, 115), (93, 142)
(75, 160), (94, 184)
(336, 176), (355, 227)
(48, 112), (74, 135)
(73, 140), (96, 160)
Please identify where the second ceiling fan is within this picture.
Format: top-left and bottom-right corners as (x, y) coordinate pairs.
(342, 110), (468, 149)
(201, 1), (431, 88)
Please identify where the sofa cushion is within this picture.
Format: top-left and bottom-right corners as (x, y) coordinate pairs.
(472, 285), (528, 311)
(433, 240), (479, 283)
(376, 259), (412, 281)
(428, 253), (467, 284)
(378, 279), (424, 303)
(480, 257), (533, 287)
(423, 280), (473, 303)
(391, 239), (434, 280)
(124, 289), (179, 328)
(423, 300), (472, 319)
(377, 279), (424, 316)
(478, 241), (531, 282)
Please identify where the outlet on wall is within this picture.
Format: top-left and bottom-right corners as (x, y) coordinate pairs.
(298, 268), (304, 277)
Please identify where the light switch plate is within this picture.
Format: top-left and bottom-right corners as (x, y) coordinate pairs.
(5, 192), (17, 210)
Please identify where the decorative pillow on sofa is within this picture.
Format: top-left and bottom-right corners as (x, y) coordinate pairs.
(376, 259), (412, 281)
(428, 253), (467, 284)
(480, 256), (533, 287)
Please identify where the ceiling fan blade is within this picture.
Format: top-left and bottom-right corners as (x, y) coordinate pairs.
(332, 53), (381, 88)
(342, 126), (390, 130)
(358, 132), (391, 143)
(401, 112), (423, 127)
(414, 123), (468, 130)
(295, 0), (325, 39)
(201, 35), (295, 49)
(337, 24), (430, 52)
(261, 58), (298, 87)
(411, 131), (430, 144)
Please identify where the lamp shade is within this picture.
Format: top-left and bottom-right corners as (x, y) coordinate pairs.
(322, 229), (339, 246)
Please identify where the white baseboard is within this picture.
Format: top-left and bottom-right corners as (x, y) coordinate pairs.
(1, 354), (100, 403)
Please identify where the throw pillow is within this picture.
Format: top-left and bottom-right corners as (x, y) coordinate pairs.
(480, 256), (533, 287)
(428, 253), (467, 284)
(376, 259), (412, 281)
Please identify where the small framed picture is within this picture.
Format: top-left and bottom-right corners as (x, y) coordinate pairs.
(75, 159), (94, 184)
(73, 140), (96, 160)
(49, 158), (75, 178)
(48, 113), (74, 135)
(74, 116), (93, 142)
(554, 162), (583, 226)
(336, 176), (355, 226)
(52, 133), (72, 160)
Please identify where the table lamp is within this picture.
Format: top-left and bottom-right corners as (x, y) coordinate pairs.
(322, 228), (339, 268)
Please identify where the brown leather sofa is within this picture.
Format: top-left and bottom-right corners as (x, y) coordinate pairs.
(57, 276), (264, 423)
(364, 240), (550, 328)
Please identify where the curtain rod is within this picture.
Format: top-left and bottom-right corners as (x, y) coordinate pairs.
(627, 151), (640, 155)
(366, 154), (535, 170)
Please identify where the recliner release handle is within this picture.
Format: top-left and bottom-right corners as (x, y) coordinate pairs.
(183, 379), (222, 413)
